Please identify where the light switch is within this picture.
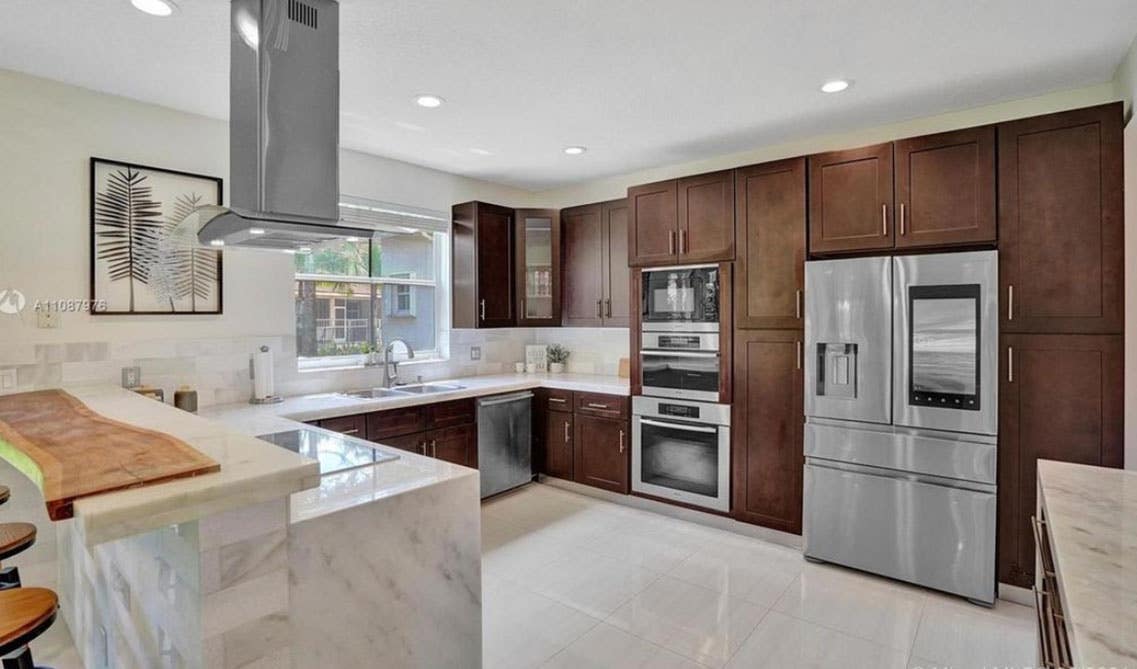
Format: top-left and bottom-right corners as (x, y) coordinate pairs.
(36, 305), (60, 329)
(470, 346), (481, 361)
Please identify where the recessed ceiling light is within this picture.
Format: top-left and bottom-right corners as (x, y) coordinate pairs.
(248, 227), (266, 235)
(563, 146), (586, 156)
(470, 148), (493, 156)
(415, 95), (444, 109)
(209, 239), (224, 247)
(130, 0), (177, 17)
(820, 79), (851, 93)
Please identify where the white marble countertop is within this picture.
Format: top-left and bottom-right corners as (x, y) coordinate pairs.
(61, 386), (321, 546)
(200, 372), (628, 523)
(1037, 460), (1137, 669)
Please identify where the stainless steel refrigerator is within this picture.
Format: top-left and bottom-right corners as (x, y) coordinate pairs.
(803, 251), (998, 604)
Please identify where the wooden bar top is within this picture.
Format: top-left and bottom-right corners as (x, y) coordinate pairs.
(0, 389), (219, 520)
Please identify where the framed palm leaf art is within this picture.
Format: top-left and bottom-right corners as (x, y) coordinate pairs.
(90, 158), (223, 314)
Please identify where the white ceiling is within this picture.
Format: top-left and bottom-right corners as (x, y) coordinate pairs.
(2, 1), (1135, 190)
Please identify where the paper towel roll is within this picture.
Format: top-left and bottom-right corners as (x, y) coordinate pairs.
(252, 346), (275, 400)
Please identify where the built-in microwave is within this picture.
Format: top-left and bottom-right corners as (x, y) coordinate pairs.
(641, 265), (720, 332)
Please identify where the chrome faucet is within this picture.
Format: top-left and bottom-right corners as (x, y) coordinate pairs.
(382, 338), (415, 388)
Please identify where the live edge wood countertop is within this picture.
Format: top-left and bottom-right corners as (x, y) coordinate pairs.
(0, 386), (319, 547)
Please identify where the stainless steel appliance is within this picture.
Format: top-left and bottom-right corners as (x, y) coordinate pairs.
(803, 250), (998, 604)
(640, 265), (721, 332)
(258, 427), (398, 475)
(641, 331), (721, 402)
(632, 396), (730, 512)
(477, 392), (533, 498)
(186, 0), (373, 249)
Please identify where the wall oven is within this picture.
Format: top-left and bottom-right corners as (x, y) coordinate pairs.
(632, 396), (730, 512)
(641, 264), (720, 332)
(640, 331), (721, 402)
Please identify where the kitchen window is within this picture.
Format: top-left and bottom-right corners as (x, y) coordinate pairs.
(295, 197), (449, 369)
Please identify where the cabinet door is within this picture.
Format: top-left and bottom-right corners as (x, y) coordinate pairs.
(731, 330), (804, 534)
(677, 170), (735, 262)
(808, 143), (894, 254)
(734, 158), (806, 330)
(318, 414), (366, 438)
(425, 398), (476, 430)
(429, 423), (478, 468)
(573, 415), (629, 494)
(384, 432), (427, 455)
(628, 180), (678, 266)
(544, 411), (574, 480)
(366, 406), (426, 441)
(895, 126), (996, 249)
(997, 334), (1123, 587)
(602, 199), (631, 327)
(515, 209), (561, 326)
(998, 103), (1123, 334)
(476, 203), (516, 327)
(561, 204), (605, 326)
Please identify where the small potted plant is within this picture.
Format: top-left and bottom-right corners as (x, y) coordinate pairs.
(546, 344), (569, 373)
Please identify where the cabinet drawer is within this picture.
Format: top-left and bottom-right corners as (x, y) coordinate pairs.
(574, 392), (628, 419)
(384, 432), (427, 455)
(318, 414), (366, 437)
(366, 406), (426, 440)
(426, 398), (476, 429)
(545, 388), (574, 413)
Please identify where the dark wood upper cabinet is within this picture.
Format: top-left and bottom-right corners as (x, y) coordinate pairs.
(997, 334), (1123, 587)
(561, 203), (605, 326)
(573, 414), (629, 494)
(452, 201), (515, 328)
(628, 179), (678, 266)
(601, 199), (631, 327)
(808, 143), (895, 254)
(894, 126), (996, 249)
(998, 103), (1123, 334)
(515, 209), (561, 327)
(731, 330), (804, 534)
(677, 170), (735, 262)
(734, 158), (806, 330)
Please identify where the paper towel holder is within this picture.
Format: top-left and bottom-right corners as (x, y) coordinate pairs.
(250, 345), (284, 405)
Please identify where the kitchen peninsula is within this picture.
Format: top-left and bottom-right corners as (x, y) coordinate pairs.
(0, 384), (482, 669)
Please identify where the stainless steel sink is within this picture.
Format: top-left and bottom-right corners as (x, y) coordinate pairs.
(341, 388), (412, 399)
(394, 383), (466, 394)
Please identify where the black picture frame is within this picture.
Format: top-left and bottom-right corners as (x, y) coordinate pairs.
(89, 157), (224, 315)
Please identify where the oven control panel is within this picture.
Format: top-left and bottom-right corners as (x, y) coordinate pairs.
(658, 403), (700, 419)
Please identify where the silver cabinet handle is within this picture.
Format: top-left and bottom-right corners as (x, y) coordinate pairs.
(618, 429), (625, 453)
(1008, 285), (1014, 320)
(679, 229), (687, 254)
(479, 299), (486, 321)
(419, 441), (427, 455)
(597, 299), (603, 318)
(563, 421), (570, 443)
(587, 402), (611, 409)
(341, 428), (359, 435)
(549, 397), (567, 404)
(795, 289), (802, 319)
(668, 231), (676, 255)
(431, 439), (437, 457)
(640, 418), (717, 434)
(899, 202), (906, 235)
(796, 341), (802, 370)
(882, 203), (888, 236)
(1008, 346), (1014, 383)
(605, 299), (612, 318)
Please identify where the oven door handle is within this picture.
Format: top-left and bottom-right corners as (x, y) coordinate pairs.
(640, 350), (720, 358)
(639, 418), (719, 434)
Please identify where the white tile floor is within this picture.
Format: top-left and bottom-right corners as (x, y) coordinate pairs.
(482, 484), (1037, 669)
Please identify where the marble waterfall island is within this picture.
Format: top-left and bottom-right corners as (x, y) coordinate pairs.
(0, 386), (481, 669)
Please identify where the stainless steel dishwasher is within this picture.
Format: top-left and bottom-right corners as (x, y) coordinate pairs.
(477, 392), (533, 498)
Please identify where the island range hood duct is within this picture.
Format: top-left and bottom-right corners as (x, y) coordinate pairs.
(191, 0), (370, 249)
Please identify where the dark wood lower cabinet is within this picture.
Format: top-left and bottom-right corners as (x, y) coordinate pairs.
(384, 432), (428, 455)
(429, 424), (478, 468)
(316, 413), (366, 438)
(573, 415), (629, 494)
(997, 334), (1123, 587)
(731, 330), (804, 534)
(544, 410), (574, 480)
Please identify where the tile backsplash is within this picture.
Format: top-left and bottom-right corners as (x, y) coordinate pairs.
(0, 328), (630, 408)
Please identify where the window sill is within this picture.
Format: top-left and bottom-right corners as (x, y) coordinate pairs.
(297, 354), (449, 374)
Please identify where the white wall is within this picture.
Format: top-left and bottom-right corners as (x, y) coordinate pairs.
(535, 83), (1120, 206)
(1126, 118), (1136, 471)
(1116, 35), (1137, 120)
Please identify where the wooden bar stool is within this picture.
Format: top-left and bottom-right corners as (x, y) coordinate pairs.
(0, 525), (36, 591)
(0, 587), (57, 669)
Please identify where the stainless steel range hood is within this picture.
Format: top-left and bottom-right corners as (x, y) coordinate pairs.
(192, 0), (370, 249)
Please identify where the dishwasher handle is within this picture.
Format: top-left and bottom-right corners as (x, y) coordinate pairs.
(477, 392), (535, 408)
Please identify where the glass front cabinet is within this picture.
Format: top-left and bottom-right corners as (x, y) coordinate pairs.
(514, 209), (562, 326)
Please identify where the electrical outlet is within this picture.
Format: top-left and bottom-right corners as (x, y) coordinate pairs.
(470, 346), (481, 361)
(121, 366), (141, 389)
(36, 305), (60, 329)
(0, 369), (15, 391)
